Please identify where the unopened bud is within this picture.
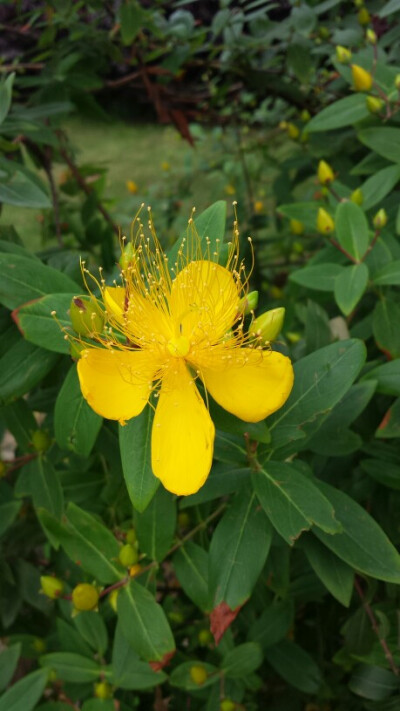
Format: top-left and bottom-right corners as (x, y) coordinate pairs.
(366, 28), (377, 44)
(72, 583), (99, 612)
(318, 160), (335, 185)
(317, 208), (335, 234)
(279, 121), (288, 130)
(352, 64), (373, 91)
(40, 576), (64, 600)
(287, 123), (300, 140)
(238, 290), (259, 315)
(366, 95), (384, 114)
(119, 241), (136, 270)
(177, 511), (190, 529)
(358, 7), (370, 25)
(198, 629), (213, 646)
(126, 528), (137, 545)
(249, 307), (285, 343)
(190, 665), (208, 686)
(126, 180), (138, 194)
(108, 589), (119, 613)
(129, 564), (142, 578)
(319, 26), (330, 39)
(118, 543), (138, 568)
(220, 701), (236, 711)
(94, 681), (112, 700)
(0, 460), (7, 478)
(290, 219), (304, 235)
(373, 208), (388, 229)
(350, 188), (364, 205)
(31, 429), (51, 453)
(32, 638), (46, 653)
(69, 296), (104, 336)
(395, 74), (400, 90)
(300, 109), (311, 123)
(336, 45), (352, 64)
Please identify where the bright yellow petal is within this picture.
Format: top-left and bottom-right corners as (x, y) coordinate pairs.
(77, 347), (159, 422)
(198, 348), (294, 422)
(168, 260), (240, 345)
(151, 360), (215, 495)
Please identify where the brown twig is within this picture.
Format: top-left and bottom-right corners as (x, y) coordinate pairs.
(354, 577), (399, 676)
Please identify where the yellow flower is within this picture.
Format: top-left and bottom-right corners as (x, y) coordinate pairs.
(126, 180), (138, 194)
(74, 211), (294, 496)
(352, 64), (373, 91)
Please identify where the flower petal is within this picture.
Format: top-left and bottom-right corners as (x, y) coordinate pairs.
(77, 347), (159, 422)
(168, 260), (240, 345)
(103, 286), (172, 346)
(198, 348), (294, 422)
(152, 360), (215, 495)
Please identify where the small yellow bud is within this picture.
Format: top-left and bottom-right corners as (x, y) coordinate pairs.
(190, 665), (208, 686)
(108, 589), (119, 613)
(373, 208), (388, 229)
(317, 208), (335, 234)
(249, 307), (285, 343)
(119, 241), (136, 270)
(40, 576), (64, 600)
(352, 64), (373, 91)
(0, 460), (7, 478)
(336, 46), (352, 64)
(300, 109), (311, 123)
(254, 200), (264, 214)
(279, 121), (288, 130)
(72, 583), (99, 612)
(177, 512), (190, 529)
(317, 160), (335, 185)
(126, 528), (137, 545)
(126, 180), (138, 194)
(31, 430), (51, 453)
(395, 74), (400, 90)
(220, 701), (236, 711)
(94, 681), (112, 700)
(198, 629), (213, 646)
(366, 28), (377, 44)
(286, 331), (302, 343)
(129, 564), (142, 578)
(69, 296), (104, 336)
(366, 95), (384, 114)
(354, 0), (364, 7)
(224, 184), (236, 196)
(118, 544), (138, 568)
(168, 611), (184, 624)
(237, 290), (259, 315)
(290, 219), (304, 235)
(358, 7), (371, 25)
(161, 161), (170, 171)
(287, 123), (300, 139)
(350, 188), (364, 205)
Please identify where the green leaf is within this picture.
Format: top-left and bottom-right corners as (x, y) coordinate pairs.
(248, 600), (294, 650)
(169, 661), (219, 690)
(117, 580), (175, 662)
(376, 398), (400, 439)
(307, 94), (370, 132)
(14, 293), (75, 354)
(302, 535), (354, 606)
(222, 643), (263, 678)
(0, 644), (21, 692)
(54, 365), (102, 457)
(379, 0), (400, 16)
(0, 340), (58, 405)
(314, 481), (400, 583)
(0, 253), (79, 310)
(373, 261), (400, 286)
(0, 73), (14, 126)
(361, 458), (400, 489)
(253, 462), (340, 545)
(265, 640), (322, 694)
(373, 299), (400, 358)
(268, 340), (366, 454)
(209, 488), (272, 609)
(335, 201), (369, 261)
(119, 404), (159, 513)
(358, 127), (400, 163)
(111, 622), (167, 689)
(136, 487), (176, 562)
(74, 612), (108, 656)
(15, 456), (63, 518)
(0, 668), (47, 711)
(279, 202), (322, 231)
(289, 263), (344, 292)
(173, 542), (209, 611)
(0, 399), (36, 451)
(334, 263), (369, 316)
(363, 360), (400, 395)
(180, 465), (251, 509)
(81, 701), (114, 711)
(360, 165), (400, 211)
(120, 0), (145, 44)
(168, 200), (227, 268)
(56, 618), (93, 658)
(0, 173), (51, 209)
(40, 653), (101, 683)
(0, 488), (21, 537)
(349, 665), (399, 700)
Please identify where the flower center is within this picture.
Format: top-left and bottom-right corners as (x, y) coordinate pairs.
(167, 335), (190, 358)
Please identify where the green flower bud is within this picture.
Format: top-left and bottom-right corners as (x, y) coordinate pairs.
(395, 74), (400, 90)
(352, 64), (373, 91)
(317, 208), (335, 234)
(190, 665), (208, 686)
(358, 6), (370, 25)
(94, 681), (113, 699)
(318, 160), (335, 185)
(319, 26), (330, 39)
(287, 123), (300, 140)
(366, 28), (377, 44)
(290, 219), (304, 235)
(373, 208), (388, 229)
(72, 583), (99, 611)
(108, 589), (119, 613)
(177, 511), (190, 529)
(32, 638), (46, 653)
(300, 109), (311, 123)
(69, 296), (104, 336)
(336, 45), (352, 63)
(31, 430), (51, 453)
(40, 575), (64, 600)
(220, 701), (236, 711)
(198, 629), (213, 646)
(0, 460), (7, 478)
(126, 528), (137, 545)
(119, 241), (136, 271)
(118, 543), (139, 568)
(168, 611), (184, 624)
(237, 290), (259, 315)
(249, 307), (285, 343)
(366, 95), (384, 114)
(350, 188), (364, 205)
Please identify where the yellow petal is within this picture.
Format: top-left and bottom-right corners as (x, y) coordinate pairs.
(198, 348), (294, 422)
(152, 360), (215, 495)
(77, 347), (159, 422)
(168, 260), (240, 345)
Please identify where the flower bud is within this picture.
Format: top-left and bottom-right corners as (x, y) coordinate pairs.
(220, 701), (236, 711)
(350, 188), (364, 205)
(198, 629), (213, 646)
(0, 460), (7, 478)
(119, 241), (136, 270)
(40, 576), (64, 600)
(168, 611), (184, 624)
(31, 429), (51, 453)
(358, 7), (371, 25)
(177, 511), (190, 529)
(69, 296), (104, 336)
(126, 528), (137, 545)
(352, 64), (373, 91)
(238, 290), (259, 315)
(319, 26), (330, 39)
(72, 583), (99, 611)
(126, 180), (138, 194)
(94, 681), (112, 699)
(161, 161), (170, 171)
(249, 307), (285, 343)
(300, 109), (311, 123)
(129, 564), (142, 578)
(254, 200), (264, 214)
(190, 665), (208, 686)
(108, 589), (119, 613)
(118, 544), (139, 568)
(290, 219), (304, 235)
(279, 121), (288, 130)
(317, 208), (335, 234)
(395, 74), (400, 90)
(317, 160), (335, 185)
(373, 208), (388, 229)
(366, 28), (377, 44)
(32, 638), (46, 653)
(366, 95), (384, 114)
(336, 46), (352, 64)
(287, 123), (300, 140)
